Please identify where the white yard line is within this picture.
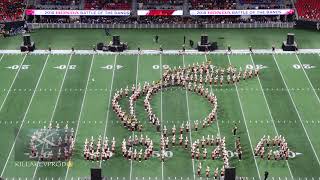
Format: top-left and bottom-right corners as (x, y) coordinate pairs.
(249, 54), (294, 180)
(273, 54), (320, 167)
(0, 54), (27, 113)
(1, 54), (50, 177)
(295, 54), (320, 111)
(204, 54), (221, 136)
(99, 54), (118, 168)
(130, 54), (140, 180)
(182, 54), (196, 180)
(64, 54), (95, 180)
(227, 55), (261, 180)
(160, 54), (164, 180)
(32, 54), (73, 179)
(0, 54), (4, 63)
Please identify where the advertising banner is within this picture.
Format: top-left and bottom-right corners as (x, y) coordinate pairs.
(137, 10), (183, 16)
(190, 9), (295, 16)
(25, 9), (131, 16)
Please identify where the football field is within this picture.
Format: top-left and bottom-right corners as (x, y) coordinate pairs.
(0, 51), (320, 180)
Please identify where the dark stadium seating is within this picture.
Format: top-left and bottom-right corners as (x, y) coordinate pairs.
(0, 0), (25, 22)
(190, 0), (237, 10)
(239, 0), (286, 9)
(295, 0), (320, 21)
(84, 0), (131, 10)
(37, 0), (80, 6)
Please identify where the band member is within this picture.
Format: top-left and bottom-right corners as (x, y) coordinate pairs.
(185, 137), (189, 149)
(196, 148), (200, 160)
(238, 150), (242, 161)
(194, 120), (198, 131)
(232, 124), (238, 136)
(163, 125), (167, 137)
(172, 124), (176, 136)
(186, 121), (190, 133)
(180, 123), (184, 134)
(138, 149), (143, 162)
(203, 148), (207, 159)
(160, 150), (165, 162)
(206, 166), (210, 177)
(214, 167), (219, 179)
(179, 134), (183, 146)
(267, 150), (272, 160)
(172, 134), (176, 147)
(197, 162), (202, 176)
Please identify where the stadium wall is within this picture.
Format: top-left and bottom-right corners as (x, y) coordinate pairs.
(1, 21), (25, 31)
(28, 22), (295, 29)
(295, 20), (320, 31)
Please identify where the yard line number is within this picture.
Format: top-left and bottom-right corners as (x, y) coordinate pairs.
(101, 65), (123, 70)
(293, 64), (316, 70)
(6, 65), (30, 70)
(245, 64), (268, 70)
(54, 65), (76, 70)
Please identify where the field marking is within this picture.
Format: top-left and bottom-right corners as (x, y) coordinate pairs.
(160, 54), (164, 180)
(0, 54), (27, 115)
(3, 176), (320, 180)
(2, 49), (320, 55)
(99, 54), (118, 168)
(1, 54), (50, 177)
(2, 87), (320, 93)
(130, 54), (140, 180)
(227, 55), (261, 180)
(204, 54), (221, 136)
(273, 54), (320, 168)
(64, 54), (95, 180)
(3, 118), (320, 126)
(249, 54), (294, 179)
(32, 54), (73, 179)
(182, 54), (196, 180)
(0, 54), (4, 63)
(295, 54), (320, 117)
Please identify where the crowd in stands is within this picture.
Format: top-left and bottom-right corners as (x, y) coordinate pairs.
(190, 0), (237, 10)
(85, 0), (131, 10)
(37, 0), (80, 6)
(295, 0), (320, 21)
(0, 0), (26, 22)
(238, 0), (289, 9)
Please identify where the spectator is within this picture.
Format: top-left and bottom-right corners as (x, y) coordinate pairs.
(0, 0), (26, 22)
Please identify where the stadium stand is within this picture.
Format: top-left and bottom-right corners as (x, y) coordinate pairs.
(190, 0), (237, 10)
(0, 0), (26, 22)
(23, 0), (294, 24)
(37, 0), (80, 6)
(238, 0), (289, 9)
(84, 0), (131, 10)
(295, 0), (320, 21)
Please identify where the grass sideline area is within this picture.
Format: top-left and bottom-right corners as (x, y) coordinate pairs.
(0, 29), (319, 180)
(0, 28), (320, 50)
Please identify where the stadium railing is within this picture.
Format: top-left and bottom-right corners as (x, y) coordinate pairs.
(28, 22), (295, 29)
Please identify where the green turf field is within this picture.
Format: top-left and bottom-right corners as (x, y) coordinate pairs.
(0, 28), (320, 180)
(0, 52), (320, 180)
